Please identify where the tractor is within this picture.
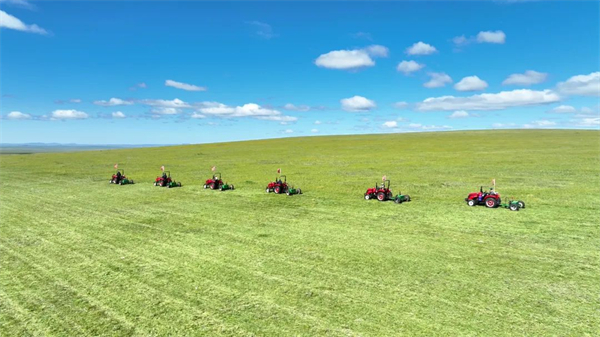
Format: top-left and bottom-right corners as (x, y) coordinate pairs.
(203, 172), (234, 191)
(154, 171), (182, 188)
(110, 169), (134, 185)
(266, 175), (302, 196)
(364, 179), (411, 203)
(465, 186), (524, 211)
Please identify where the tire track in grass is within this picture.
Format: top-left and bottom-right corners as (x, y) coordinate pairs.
(0, 289), (51, 336)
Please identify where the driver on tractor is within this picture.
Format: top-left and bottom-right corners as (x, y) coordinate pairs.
(162, 172), (168, 182)
(115, 170), (122, 183)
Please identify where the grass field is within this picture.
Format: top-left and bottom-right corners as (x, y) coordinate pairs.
(1, 130), (599, 336)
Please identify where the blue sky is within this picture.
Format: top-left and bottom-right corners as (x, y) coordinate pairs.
(1, 0), (599, 144)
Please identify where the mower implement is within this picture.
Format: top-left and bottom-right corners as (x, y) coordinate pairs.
(203, 172), (235, 191)
(154, 171), (182, 188)
(465, 186), (524, 211)
(266, 175), (302, 196)
(364, 180), (410, 203)
(110, 169), (134, 185)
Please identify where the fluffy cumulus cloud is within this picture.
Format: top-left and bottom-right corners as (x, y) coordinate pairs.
(165, 79), (206, 92)
(0, 10), (47, 34)
(94, 98), (134, 107)
(393, 101), (409, 109)
(556, 72), (600, 97)
(405, 42), (437, 55)
(382, 121), (398, 128)
(397, 60), (424, 74)
(315, 45), (388, 70)
(51, 109), (88, 120)
(191, 112), (205, 119)
(314, 120), (322, 125)
(140, 98), (190, 108)
(549, 105), (577, 113)
(448, 110), (470, 119)
(454, 76), (488, 91)
(416, 89), (560, 111)
(476, 30), (506, 44)
(283, 103), (310, 112)
(311, 128), (319, 133)
(523, 119), (557, 128)
(283, 129), (294, 134)
(424, 72), (453, 88)
(112, 111), (126, 118)
(340, 95), (376, 112)
(7, 111), (32, 120)
(195, 102), (296, 122)
(502, 70), (548, 86)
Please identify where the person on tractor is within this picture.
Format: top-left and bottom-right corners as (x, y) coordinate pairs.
(115, 170), (122, 183)
(277, 178), (282, 185)
(162, 172), (168, 183)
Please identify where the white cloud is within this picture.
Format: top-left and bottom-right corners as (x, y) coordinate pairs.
(365, 45), (389, 57)
(196, 102), (296, 122)
(314, 120), (322, 125)
(448, 110), (469, 119)
(523, 119), (557, 128)
(165, 79), (207, 92)
(454, 76), (488, 91)
(405, 41), (437, 55)
(191, 112), (206, 119)
(416, 89), (560, 111)
(94, 98), (134, 107)
(111, 111), (126, 118)
(340, 95), (376, 112)
(397, 60), (424, 74)
(393, 101), (409, 109)
(477, 30), (506, 44)
(0, 10), (47, 35)
(315, 44), (389, 70)
(452, 35), (469, 46)
(502, 70), (548, 86)
(549, 105), (577, 113)
(556, 72), (600, 97)
(51, 109), (88, 120)
(140, 98), (190, 108)
(283, 103), (310, 111)
(151, 107), (181, 115)
(408, 123), (452, 131)
(70, 98), (81, 103)
(311, 128), (319, 133)
(129, 82), (147, 90)
(571, 117), (600, 127)
(0, 0), (35, 9)
(283, 129), (294, 134)
(492, 122), (517, 128)
(7, 111), (31, 120)
(382, 121), (398, 128)
(424, 72), (453, 88)
(246, 21), (276, 39)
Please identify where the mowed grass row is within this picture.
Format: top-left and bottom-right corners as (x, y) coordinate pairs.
(1, 130), (599, 336)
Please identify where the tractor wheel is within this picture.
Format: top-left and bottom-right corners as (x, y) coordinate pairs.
(364, 194), (370, 200)
(168, 184), (172, 188)
(231, 185), (235, 190)
(286, 191), (291, 196)
(485, 198), (498, 208)
(405, 195), (411, 202)
(266, 188), (270, 193)
(467, 199), (476, 207)
(298, 188), (302, 194)
(153, 182), (157, 186)
(131, 180), (134, 184)
(377, 192), (386, 201)
(518, 201), (525, 209)
(509, 203), (520, 211)
(274, 186), (281, 194)
(119, 181), (124, 185)
(178, 182), (182, 187)
(203, 184), (207, 189)
(210, 183), (216, 190)
(394, 198), (401, 204)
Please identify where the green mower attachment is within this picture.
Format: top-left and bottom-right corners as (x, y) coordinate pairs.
(286, 186), (302, 196)
(394, 193), (411, 204)
(501, 199), (526, 211)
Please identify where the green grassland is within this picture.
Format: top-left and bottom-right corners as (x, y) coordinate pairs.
(1, 130), (599, 336)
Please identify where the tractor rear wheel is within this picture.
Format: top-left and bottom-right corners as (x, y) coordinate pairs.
(518, 201), (525, 208)
(274, 186), (281, 194)
(485, 198), (498, 208)
(210, 183), (216, 190)
(377, 192), (386, 201)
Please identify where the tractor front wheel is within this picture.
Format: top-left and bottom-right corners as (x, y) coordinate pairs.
(377, 192), (386, 201)
(266, 188), (271, 193)
(485, 198), (498, 208)
(364, 194), (371, 200)
(467, 199), (476, 206)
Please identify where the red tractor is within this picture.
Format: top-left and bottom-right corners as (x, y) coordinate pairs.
(364, 180), (394, 201)
(203, 172), (234, 191)
(154, 171), (182, 188)
(465, 186), (501, 208)
(266, 175), (302, 195)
